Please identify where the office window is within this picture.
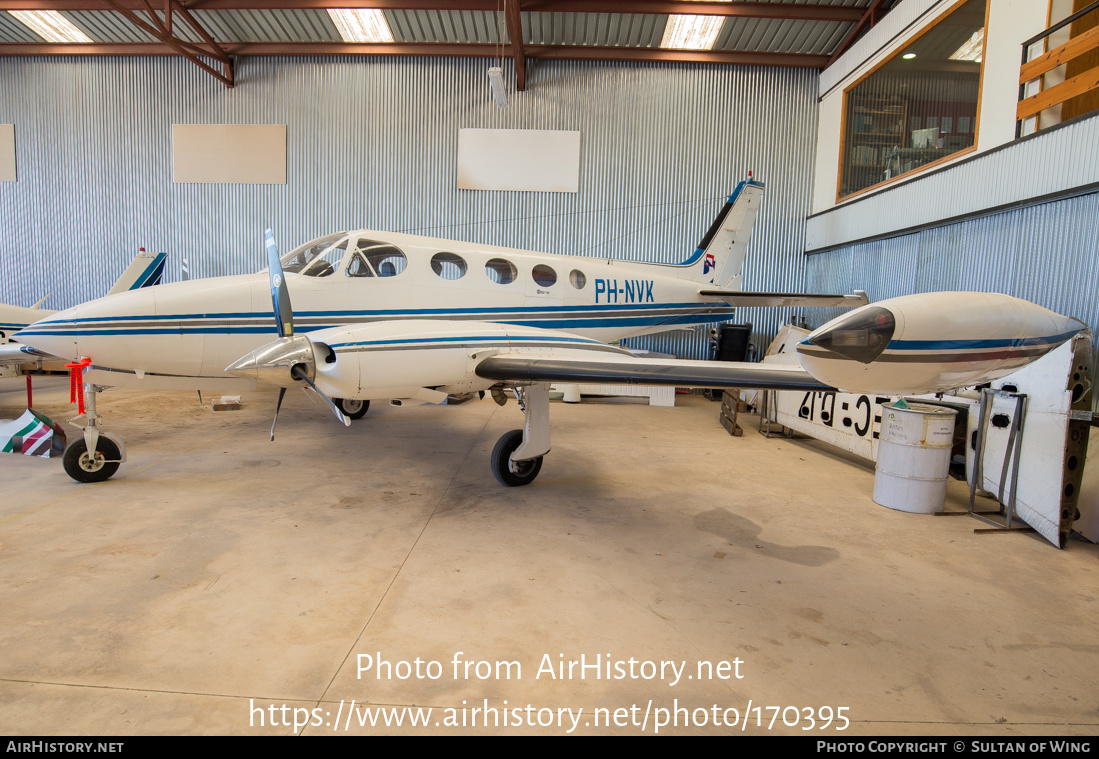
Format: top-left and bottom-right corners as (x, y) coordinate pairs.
(838, 0), (987, 199)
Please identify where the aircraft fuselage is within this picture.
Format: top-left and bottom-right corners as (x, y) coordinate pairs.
(16, 231), (736, 392)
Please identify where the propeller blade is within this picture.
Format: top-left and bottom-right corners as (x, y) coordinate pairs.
(270, 386), (287, 441)
(265, 228), (294, 339)
(291, 364), (350, 427)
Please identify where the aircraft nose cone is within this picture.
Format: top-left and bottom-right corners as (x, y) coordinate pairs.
(13, 308), (81, 360)
(224, 351), (260, 380)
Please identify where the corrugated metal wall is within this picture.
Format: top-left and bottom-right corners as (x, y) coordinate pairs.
(805, 191), (1099, 408)
(0, 54), (819, 359)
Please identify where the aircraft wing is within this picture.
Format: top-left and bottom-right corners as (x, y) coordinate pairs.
(700, 290), (868, 308)
(475, 352), (832, 391)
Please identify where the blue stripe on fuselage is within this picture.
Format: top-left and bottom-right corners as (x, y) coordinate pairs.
(28, 301), (721, 325)
(17, 303), (737, 338)
(18, 312), (732, 338)
(882, 331), (1079, 351)
(330, 335), (605, 349)
(798, 330), (1079, 352)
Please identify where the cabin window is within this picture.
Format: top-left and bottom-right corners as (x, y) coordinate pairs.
(431, 252), (468, 280)
(346, 253), (374, 277)
(532, 265), (557, 287)
(569, 270), (587, 289)
(347, 240), (407, 278)
(838, 0), (986, 199)
(282, 233), (348, 277)
(485, 258), (518, 285)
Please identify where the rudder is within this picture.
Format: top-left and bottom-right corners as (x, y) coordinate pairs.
(676, 178), (764, 288)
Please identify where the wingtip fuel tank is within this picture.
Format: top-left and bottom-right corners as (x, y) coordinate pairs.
(795, 292), (1086, 395)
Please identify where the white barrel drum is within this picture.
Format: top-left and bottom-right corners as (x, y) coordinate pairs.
(873, 403), (958, 514)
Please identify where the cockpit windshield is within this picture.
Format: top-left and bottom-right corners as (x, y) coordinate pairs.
(281, 233), (350, 277)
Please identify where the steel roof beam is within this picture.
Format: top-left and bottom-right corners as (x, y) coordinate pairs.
(100, 0), (234, 84)
(505, 0), (525, 91)
(0, 0), (865, 23)
(824, 0), (890, 68)
(0, 40), (830, 67)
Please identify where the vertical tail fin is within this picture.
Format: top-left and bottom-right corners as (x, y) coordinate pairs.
(106, 250), (167, 295)
(676, 178), (764, 289)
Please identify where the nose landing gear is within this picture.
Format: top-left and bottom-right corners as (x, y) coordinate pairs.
(61, 383), (126, 483)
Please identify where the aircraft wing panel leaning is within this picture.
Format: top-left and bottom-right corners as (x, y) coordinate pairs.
(475, 353), (832, 391)
(699, 290), (869, 308)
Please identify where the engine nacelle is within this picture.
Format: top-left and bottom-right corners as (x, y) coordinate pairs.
(293, 320), (632, 402)
(795, 292), (1085, 394)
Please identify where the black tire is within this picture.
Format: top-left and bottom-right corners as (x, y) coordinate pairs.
(62, 437), (121, 483)
(491, 429), (543, 487)
(336, 398), (369, 420)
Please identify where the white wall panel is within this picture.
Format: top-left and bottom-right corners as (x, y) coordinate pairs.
(0, 124), (14, 182)
(172, 124), (287, 184)
(457, 128), (580, 192)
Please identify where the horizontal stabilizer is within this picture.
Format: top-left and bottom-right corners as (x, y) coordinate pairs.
(476, 354), (832, 391)
(699, 290), (868, 308)
(0, 343), (60, 364)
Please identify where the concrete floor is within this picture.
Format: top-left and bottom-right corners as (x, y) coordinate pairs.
(1, 375), (1098, 736)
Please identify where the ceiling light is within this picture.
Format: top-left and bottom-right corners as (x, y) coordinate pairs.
(8, 10), (92, 43)
(327, 9), (394, 43)
(902, 53), (916, 60)
(949, 28), (984, 62)
(488, 67), (507, 108)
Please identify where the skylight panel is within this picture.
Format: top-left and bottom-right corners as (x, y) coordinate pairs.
(660, 0), (729, 50)
(8, 10), (92, 43)
(949, 28), (984, 62)
(327, 9), (395, 43)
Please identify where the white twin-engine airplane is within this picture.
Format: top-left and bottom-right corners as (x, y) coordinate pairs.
(12, 178), (1085, 485)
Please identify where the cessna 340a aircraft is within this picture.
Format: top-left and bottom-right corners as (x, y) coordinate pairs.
(9, 179), (1085, 485)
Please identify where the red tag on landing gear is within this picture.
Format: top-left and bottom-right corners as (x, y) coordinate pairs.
(65, 357), (92, 415)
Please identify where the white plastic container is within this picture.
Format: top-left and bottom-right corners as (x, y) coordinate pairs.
(873, 403), (958, 514)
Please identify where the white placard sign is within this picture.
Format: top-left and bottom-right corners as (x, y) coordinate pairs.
(457, 129), (580, 193)
(172, 124), (286, 184)
(0, 125), (15, 182)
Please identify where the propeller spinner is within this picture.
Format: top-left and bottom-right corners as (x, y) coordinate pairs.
(224, 228), (349, 438)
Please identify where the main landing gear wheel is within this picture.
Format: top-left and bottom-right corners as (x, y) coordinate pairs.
(491, 429), (543, 487)
(62, 437), (121, 483)
(335, 398), (370, 420)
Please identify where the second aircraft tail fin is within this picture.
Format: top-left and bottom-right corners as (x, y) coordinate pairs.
(107, 250), (167, 295)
